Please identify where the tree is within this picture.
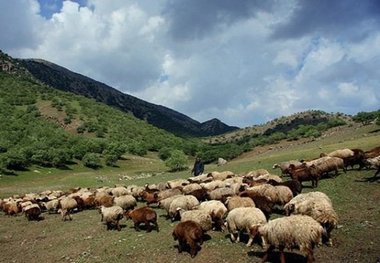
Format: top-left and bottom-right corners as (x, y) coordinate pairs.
(165, 150), (188, 172)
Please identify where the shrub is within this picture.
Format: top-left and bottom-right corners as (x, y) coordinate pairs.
(165, 150), (188, 172)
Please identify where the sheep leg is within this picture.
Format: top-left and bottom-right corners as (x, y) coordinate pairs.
(279, 246), (286, 263)
(146, 220), (152, 232)
(154, 221), (159, 232)
(134, 222), (140, 231)
(116, 221), (121, 231)
(305, 247), (315, 263)
(188, 239), (198, 258)
(230, 232), (236, 242)
(261, 245), (274, 263)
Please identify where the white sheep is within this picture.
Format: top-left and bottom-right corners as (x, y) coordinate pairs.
(225, 207), (267, 247)
(110, 186), (129, 197)
(187, 173), (212, 184)
(168, 195), (199, 221)
(167, 179), (189, 189)
(179, 209), (213, 231)
(99, 205), (124, 231)
(157, 188), (183, 201)
(258, 215), (323, 263)
(200, 180), (226, 191)
(321, 148), (354, 159)
(42, 199), (60, 214)
(198, 200), (228, 231)
(207, 187), (235, 201)
(113, 195), (137, 211)
(272, 160), (303, 175)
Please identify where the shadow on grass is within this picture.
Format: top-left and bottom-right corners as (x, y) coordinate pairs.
(355, 176), (380, 183)
(248, 250), (308, 263)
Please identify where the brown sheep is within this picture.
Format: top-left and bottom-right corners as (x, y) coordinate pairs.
(125, 206), (159, 232)
(239, 191), (274, 219)
(172, 220), (204, 258)
(140, 191), (159, 206)
(187, 188), (208, 202)
(288, 164), (320, 188)
(364, 146), (380, 159)
(2, 202), (20, 216)
(95, 193), (114, 207)
(24, 204), (42, 221)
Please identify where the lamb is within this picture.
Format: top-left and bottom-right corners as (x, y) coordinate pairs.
(273, 160), (303, 176)
(225, 196), (255, 211)
(23, 204), (42, 221)
(57, 197), (78, 221)
(258, 215), (323, 263)
(125, 206), (159, 232)
(198, 200), (228, 231)
(225, 207), (267, 247)
(99, 205), (124, 231)
(172, 221), (204, 258)
(113, 195), (137, 211)
(168, 195), (199, 221)
(179, 209), (213, 231)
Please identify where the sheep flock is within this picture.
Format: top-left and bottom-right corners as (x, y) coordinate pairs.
(1, 145), (379, 262)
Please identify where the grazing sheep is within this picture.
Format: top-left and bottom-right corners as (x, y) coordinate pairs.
(258, 215), (323, 263)
(172, 221), (204, 258)
(273, 185), (294, 206)
(167, 179), (189, 189)
(343, 148), (366, 170)
(95, 192), (114, 207)
(23, 204), (41, 221)
(239, 191), (274, 219)
(187, 188), (208, 202)
(364, 146), (380, 159)
(306, 156), (345, 177)
(2, 201), (20, 216)
(113, 195), (137, 211)
(273, 160), (303, 176)
(57, 197), (78, 221)
(225, 196), (255, 211)
(267, 179), (302, 196)
(207, 187), (235, 202)
(41, 199), (60, 214)
(110, 186), (129, 197)
(182, 184), (202, 195)
(200, 180), (226, 191)
(168, 195), (200, 221)
(365, 156), (380, 179)
(320, 148), (354, 159)
(158, 195), (183, 217)
(157, 188), (183, 201)
(207, 171), (234, 181)
(284, 192), (337, 246)
(288, 164), (320, 188)
(179, 209), (213, 231)
(100, 205), (124, 231)
(225, 207), (267, 247)
(198, 200), (228, 231)
(125, 206), (159, 232)
(243, 169), (270, 178)
(187, 173), (212, 184)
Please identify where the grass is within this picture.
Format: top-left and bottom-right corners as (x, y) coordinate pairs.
(0, 124), (379, 262)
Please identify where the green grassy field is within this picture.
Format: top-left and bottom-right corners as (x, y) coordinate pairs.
(0, 125), (379, 263)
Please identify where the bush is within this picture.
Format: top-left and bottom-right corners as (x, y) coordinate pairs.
(165, 150), (188, 172)
(158, 147), (173, 160)
(82, 153), (102, 169)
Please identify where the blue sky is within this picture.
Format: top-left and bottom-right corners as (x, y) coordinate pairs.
(0, 0), (379, 127)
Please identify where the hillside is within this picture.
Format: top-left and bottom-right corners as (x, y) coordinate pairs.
(0, 52), (204, 172)
(208, 110), (352, 144)
(18, 58), (238, 137)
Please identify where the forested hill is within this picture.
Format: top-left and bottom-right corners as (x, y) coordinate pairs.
(0, 51), (206, 172)
(18, 58), (238, 137)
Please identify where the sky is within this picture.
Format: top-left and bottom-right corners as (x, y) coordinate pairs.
(0, 0), (379, 128)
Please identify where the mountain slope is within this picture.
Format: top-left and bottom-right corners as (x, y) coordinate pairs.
(18, 58), (238, 137)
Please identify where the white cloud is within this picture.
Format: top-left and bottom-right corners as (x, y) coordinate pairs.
(1, 0), (379, 128)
